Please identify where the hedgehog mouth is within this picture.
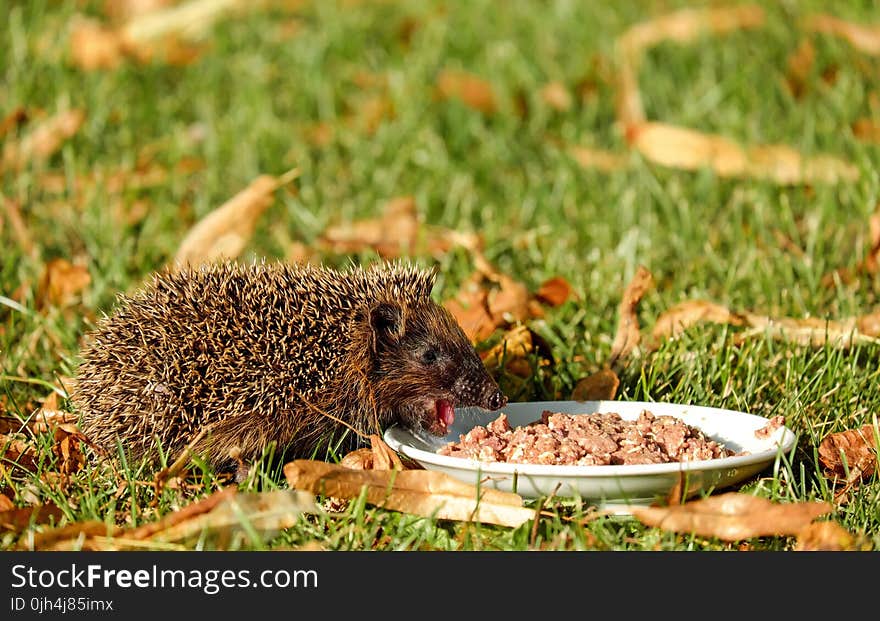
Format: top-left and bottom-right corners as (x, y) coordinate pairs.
(434, 399), (455, 433)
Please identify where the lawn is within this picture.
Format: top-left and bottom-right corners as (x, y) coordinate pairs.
(1, 0), (879, 552)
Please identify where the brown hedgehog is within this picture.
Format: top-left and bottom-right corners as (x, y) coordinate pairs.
(73, 260), (507, 477)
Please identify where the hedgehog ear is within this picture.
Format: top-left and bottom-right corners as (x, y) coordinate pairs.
(369, 301), (405, 352)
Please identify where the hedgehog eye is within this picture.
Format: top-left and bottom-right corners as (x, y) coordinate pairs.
(420, 348), (440, 365)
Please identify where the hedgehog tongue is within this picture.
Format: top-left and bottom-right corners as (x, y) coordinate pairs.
(436, 399), (455, 429)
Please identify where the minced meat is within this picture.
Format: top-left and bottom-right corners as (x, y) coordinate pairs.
(437, 410), (738, 466)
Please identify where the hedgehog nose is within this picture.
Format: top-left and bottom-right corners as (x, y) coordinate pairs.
(487, 390), (507, 411)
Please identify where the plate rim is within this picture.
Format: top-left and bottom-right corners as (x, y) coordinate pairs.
(383, 399), (798, 478)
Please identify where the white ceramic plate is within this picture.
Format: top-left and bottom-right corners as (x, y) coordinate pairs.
(384, 400), (796, 507)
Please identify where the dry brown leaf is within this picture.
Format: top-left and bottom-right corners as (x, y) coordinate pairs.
(608, 265), (654, 367)
(318, 196), (419, 258)
(1, 434), (39, 472)
(629, 122), (859, 185)
(805, 14), (880, 56)
(173, 167), (299, 267)
(36, 258), (91, 309)
(19, 521), (118, 551)
(103, 0), (177, 22)
(1, 198), (36, 258)
(0, 107), (28, 140)
(738, 311), (880, 348)
(423, 228), (483, 258)
(31, 487), (316, 550)
(852, 118), (880, 143)
(134, 489), (317, 545)
(339, 448), (374, 470)
(1, 109), (85, 171)
(51, 423), (90, 479)
(0, 494), (14, 512)
(618, 5), (766, 57)
(443, 280), (496, 343)
(444, 263), (544, 343)
(69, 17), (129, 70)
(651, 299), (744, 345)
(71, 0), (253, 70)
(486, 273), (532, 326)
(480, 325), (535, 371)
(784, 38), (816, 99)
(615, 61), (645, 129)
(568, 145), (629, 172)
(284, 460), (533, 528)
(348, 94), (395, 135)
(534, 276), (573, 307)
(571, 368), (620, 401)
(435, 69), (498, 115)
(628, 492), (832, 541)
(794, 521), (860, 551)
(0, 503), (64, 534)
(818, 423), (878, 481)
(541, 81), (572, 111)
(368, 434), (405, 471)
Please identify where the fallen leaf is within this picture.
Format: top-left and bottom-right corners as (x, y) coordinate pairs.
(794, 521), (859, 551)
(284, 460), (534, 528)
(608, 265), (654, 367)
(805, 14), (880, 56)
(568, 145), (629, 172)
(629, 122), (859, 184)
(133, 488), (317, 546)
(36, 258), (91, 309)
(103, 0), (177, 22)
(173, 167), (299, 268)
(737, 311), (880, 348)
(368, 434), (404, 471)
(615, 60), (646, 129)
(784, 38), (816, 99)
(0, 503), (65, 534)
(0, 107), (28, 140)
(818, 423), (878, 481)
(443, 278), (496, 343)
(571, 368), (620, 401)
(69, 17), (128, 70)
(1, 198), (36, 259)
(51, 423), (89, 479)
(541, 81), (572, 111)
(347, 94), (395, 135)
(318, 195), (419, 258)
(20, 521), (120, 551)
(71, 0), (255, 70)
(534, 276), (573, 307)
(852, 118), (880, 143)
(617, 5), (766, 57)
(443, 263), (542, 343)
(339, 448), (374, 470)
(480, 325), (535, 371)
(0, 494), (13, 511)
(1, 434), (39, 472)
(651, 299), (744, 345)
(1, 109), (85, 171)
(435, 69), (498, 115)
(627, 492), (832, 541)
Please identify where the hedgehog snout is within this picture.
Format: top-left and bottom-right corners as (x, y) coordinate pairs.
(486, 389), (507, 411)
(452, 373), (507, 411)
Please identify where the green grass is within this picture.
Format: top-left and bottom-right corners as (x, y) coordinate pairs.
(2, 0), (879, 551)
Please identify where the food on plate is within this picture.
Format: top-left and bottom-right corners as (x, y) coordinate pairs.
(437, 410), (741, 466)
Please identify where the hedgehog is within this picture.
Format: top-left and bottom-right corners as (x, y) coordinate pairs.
(72, 260), (507, 478)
